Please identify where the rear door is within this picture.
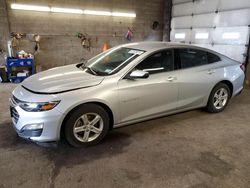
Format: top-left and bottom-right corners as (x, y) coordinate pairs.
(117, 49), (179, 123)
(175, 48), (222, 109)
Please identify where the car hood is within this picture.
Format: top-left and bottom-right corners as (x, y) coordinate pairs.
(22, 64), (104, 94)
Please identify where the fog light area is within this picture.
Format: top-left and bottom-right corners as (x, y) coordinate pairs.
(22, 123), (44, 130)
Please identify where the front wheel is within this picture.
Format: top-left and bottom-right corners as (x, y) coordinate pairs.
(64, 104), (110, 147)
(206, 83), (231, 113)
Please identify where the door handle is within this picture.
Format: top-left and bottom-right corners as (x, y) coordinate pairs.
(207, 69), (215, 75)
(167, 76), (176, 82)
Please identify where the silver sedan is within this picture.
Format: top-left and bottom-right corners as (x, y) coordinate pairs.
(10, 42), (245, 147)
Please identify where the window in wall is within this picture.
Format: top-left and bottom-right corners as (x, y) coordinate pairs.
(175, 33), (186, 39)
(195, 32), (209, 39)
(136, 50), (174, 74)
(222, 32), (240, 40)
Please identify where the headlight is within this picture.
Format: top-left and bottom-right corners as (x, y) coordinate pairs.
(19, 101), (60, 112)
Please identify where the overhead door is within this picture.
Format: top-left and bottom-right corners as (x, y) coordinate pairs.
(170, 0), (250, 63)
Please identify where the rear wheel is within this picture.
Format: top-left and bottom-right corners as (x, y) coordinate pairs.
(206, 83), (231, 113)
(64, 104), (110, 147)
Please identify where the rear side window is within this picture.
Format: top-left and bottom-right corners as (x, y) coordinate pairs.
(207, 52), (221, 63)
(178, 49), (207, 69)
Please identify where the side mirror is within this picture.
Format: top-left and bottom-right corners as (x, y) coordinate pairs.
(127, 70), (149, 79)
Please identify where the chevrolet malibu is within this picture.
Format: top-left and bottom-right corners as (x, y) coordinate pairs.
(10, 42), (245, 147)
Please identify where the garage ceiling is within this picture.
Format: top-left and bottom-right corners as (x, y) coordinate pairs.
(170, 0), (250, 63)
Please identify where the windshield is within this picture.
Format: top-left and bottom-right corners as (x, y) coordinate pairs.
(83, 47), (145, 76)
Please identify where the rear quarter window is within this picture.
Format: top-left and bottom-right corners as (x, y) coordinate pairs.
(207, 52), (221, 63)
(178, 49), (207, 69)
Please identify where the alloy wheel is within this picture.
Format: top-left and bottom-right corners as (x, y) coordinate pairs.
(213, 88), (229, 110)
(73, 113), (104, 143)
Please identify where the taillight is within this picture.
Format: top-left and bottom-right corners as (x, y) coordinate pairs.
(240, 63), (245, 72)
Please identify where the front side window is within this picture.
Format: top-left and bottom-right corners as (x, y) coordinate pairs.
(84, 47), (144, 75)
(135, 50), (174, 74)
(178, 49), (207, 69)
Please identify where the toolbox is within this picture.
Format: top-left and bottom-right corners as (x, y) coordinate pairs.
(6, 57), (35, 83)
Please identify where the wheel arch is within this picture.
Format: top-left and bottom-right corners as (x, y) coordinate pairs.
(60, 101), (114, 139)
(205, 80), (233, 112)
(206, 80), (234, 105)
(218, 80), (233, 97)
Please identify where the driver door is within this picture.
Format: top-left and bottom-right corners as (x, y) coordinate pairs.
(117, 49), (179, 123)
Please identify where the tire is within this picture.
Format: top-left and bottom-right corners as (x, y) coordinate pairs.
(64, 104), (110, 147)
(206, 83), (231, 113)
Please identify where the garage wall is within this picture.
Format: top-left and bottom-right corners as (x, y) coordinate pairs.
(0, 0), (9, 66)
(0, 0), (8, 46)
(170, 0), (250, 63)
(0, 0), (165, 70)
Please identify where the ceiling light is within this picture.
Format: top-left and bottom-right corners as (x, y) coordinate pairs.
(51, 7), (83, 14)
(195, 33), (209, 39)
(11, 4), (50, 12)
(83, 10), (112, 16)
(112, 12), (136, 17)
(11, 3), (136, 18)
(222, 32), (240, 39)
(175, 33), (186, 39)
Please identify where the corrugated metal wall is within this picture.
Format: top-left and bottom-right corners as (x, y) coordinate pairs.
(170, 0), (250, 63)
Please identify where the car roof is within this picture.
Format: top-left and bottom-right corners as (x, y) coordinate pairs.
(121, 41), (216, 54)
(119, 41), (235, 62)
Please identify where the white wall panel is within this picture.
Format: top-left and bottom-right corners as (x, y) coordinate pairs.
(193, 0), (219, 14)
(171, 16), (192, 29)
(172, 2), (193, 17)
(219, 0), (250, 11)
(173, 0), (219, 17)
(216, 10), (250, 27)
(192, 14), (216, 28)
(171, 0), (250, 62)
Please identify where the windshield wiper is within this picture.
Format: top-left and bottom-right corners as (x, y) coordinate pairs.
(77, 60), (98, 75)
(86, 66), (98, 75)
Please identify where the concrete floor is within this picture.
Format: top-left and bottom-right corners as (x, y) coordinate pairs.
(0, 83), (250, 188)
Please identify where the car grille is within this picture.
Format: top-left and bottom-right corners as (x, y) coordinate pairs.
(11, 107), (19, 124)
(10, 95), (21, 124)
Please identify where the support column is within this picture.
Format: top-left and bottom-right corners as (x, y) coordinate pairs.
(162, 0), (172, 41)
(0, 0), (10, 65)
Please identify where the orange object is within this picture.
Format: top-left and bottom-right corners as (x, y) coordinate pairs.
(102, 43), (109, 52)
(41, 103), (57, 111)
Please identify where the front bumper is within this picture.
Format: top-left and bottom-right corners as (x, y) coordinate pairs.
(10, 101), (63, 142)
(16, 127), (43, 138)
